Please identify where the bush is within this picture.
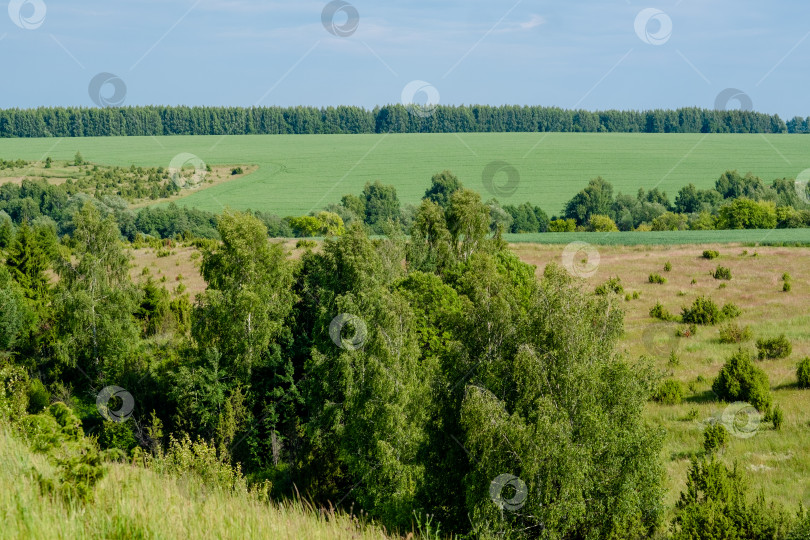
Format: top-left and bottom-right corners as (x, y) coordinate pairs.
(783, 281), (792, 292)
(756, 335), (792, 359)
(712, 349), (772, 412)
(797, 358), (810, 389)
(547, 218), (576, 232)
(588, 214), (618, 232)
(650, 301), (678, 322)
(718, 323), (752, 344)
(595, 276), (623, 296)
(721, 303), (742, 320)
(654, 379), (684, 405)
(649, 273), (667, 284)
(702, 250), (719, 260)
(26, 379), (50, 414)
(703, 422), (729, 453)
(673, 456), (793, 540)
(676, 324), (698, 338)
(712, 266), (732, 280)
(664, 261), (672, 272)
(771, 404), (784, 431)
(295, 239), (317, 249)
(231, 167), (244, 175)
(681, 296), (722, 325)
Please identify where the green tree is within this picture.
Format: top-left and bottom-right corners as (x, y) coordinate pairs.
(53, 204), (140, 382)
(717, 198), (777, 229)
(363, 181), (401, 232)
(563, 177), (615, 225)
(193, 211), (296, 383)
(423, 170), (462, 208)
(460, 262), (663, 538)
(6, 221), (52, 305)
(445, 189), (490, 261)
(588, 214), (619, 232)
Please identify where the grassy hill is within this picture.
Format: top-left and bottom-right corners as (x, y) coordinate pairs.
(0, 425), (396, 539)
(1, 133), (810, 217)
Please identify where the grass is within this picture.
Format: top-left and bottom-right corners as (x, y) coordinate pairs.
(504, 229), (810, 245)
(0, 425), (393, 539)
(1, 133), (810, 217)
(511, 241), (810, 513)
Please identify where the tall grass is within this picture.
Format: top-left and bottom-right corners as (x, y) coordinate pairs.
(0, 426), (393, 540)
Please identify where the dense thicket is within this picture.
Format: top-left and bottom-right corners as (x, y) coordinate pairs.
(0, 105), (791, 137)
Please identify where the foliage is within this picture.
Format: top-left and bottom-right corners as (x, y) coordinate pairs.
(719, 323), (752, 344)
(797, 358), (810, 389)
(713, 266), (732, 280)
(712, 349), (772, 412)
(594, 276), (623, 296)
(654, 379), (684, 405)
(588, 214), (618, 232)
(672, 456), (792, 540)
(702, 422), (729, 453)
(649, 273), (667, 284)
(650, 301), (678, 322)
(756, 335), (792, 360)
(681, 296), (723, 325)
(702, 250), (720, 259)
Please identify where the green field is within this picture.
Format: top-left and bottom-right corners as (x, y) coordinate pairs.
(2, 133), (810, 217)
(504, 229), (810, 245)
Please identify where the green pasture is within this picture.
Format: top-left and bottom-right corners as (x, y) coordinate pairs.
(1, 133), (810, 218)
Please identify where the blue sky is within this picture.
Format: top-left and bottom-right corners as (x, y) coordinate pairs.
(2, 0), (809, 119)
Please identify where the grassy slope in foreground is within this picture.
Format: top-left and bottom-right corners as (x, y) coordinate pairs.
(0, 426), (391, 540)
(1, 133), (810, 217)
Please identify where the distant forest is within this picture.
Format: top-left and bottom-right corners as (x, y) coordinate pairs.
(0, 105), (804, 137)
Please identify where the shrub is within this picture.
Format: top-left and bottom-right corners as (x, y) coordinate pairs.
(231, 167), (244, 175)
(782, 272), (792, 282)
(797, 358), (810, 389)
(296, 239), (317, 249)
(26, 379), (50, 414)
(668, 350), (680, 367)
(649, 273), (667, 284)
(681, 296), (722, 325)
(712, 266), (732, 280)
(664, 261), (672, 272)
(595, 276), (623, 296)
(756, 335), (792, 359)
(547, 218), (576, 232)
(650, 301), (678, 322)
(653, 379), (683, 405)
(703, 422), (729, 453)
(718, 323), (752, 344)
(712, 349), (772, 412)
(676, 324), (698, 338)
(771, 404), (784, 431)
(702, 250), (719, 260)
(783, 281), (792, 292)
(673, 457), (793, 540)
(682, 407), (699, 421)
(588, 214), (618, 232)
(721, 303), (742, 320)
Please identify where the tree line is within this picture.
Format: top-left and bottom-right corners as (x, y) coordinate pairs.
(0, 105), (794, 138)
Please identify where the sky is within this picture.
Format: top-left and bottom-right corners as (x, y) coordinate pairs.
(1, 0), (809, 119)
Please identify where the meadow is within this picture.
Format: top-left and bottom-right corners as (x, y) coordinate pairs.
(1, 133), (810, 218)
